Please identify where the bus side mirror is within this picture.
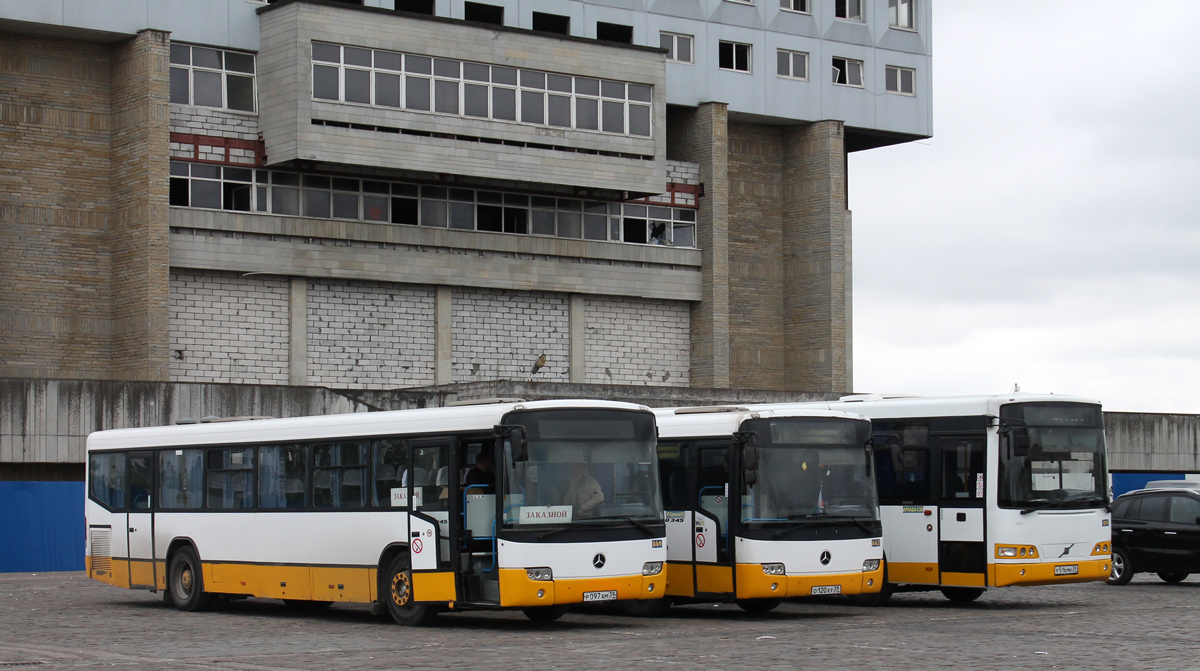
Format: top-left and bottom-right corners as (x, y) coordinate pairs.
(1011, 427), (1030, 457)
(735, 431), (758, 472)
(494, 425), (528, 462)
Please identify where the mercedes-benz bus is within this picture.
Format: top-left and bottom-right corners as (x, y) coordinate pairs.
(625, 405), (883, 615)
(85, 400), (666, 624)
(803, 393), (1111, 603)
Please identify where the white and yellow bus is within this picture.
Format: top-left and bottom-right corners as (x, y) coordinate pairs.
(626, 405), (883, 615)
(85, 400), (666, 624)
(804, 393), (1111, 603)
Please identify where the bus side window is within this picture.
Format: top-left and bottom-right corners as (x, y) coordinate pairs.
(657, 443), (687, 509)
(159, 449), (204, 509)
(89, 452), (127, 510)
(942, 439), (985, 500)
(373, 439), (407, 507)
(313, 441), (368, 509)
(259, 444), (308, 509)
(873, 445), (929, 502)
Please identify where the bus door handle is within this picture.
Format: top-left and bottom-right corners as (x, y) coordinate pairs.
(412, 531), (421, 538)
(956, 513), (966, 522)
(129, 527), (137, 533)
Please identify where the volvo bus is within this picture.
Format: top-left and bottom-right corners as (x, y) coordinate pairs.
(803, 393), (1111, 603)
(625, 405), (883, 615)
(85, 400), (666, 625)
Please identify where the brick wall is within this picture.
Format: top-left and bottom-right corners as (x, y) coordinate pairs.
(168, 269), (289, 384)
(585, 297), (690, 386)
(307, 279), (436, 388)
(451, 288), (569, 383)
(168, 105), (260, 141)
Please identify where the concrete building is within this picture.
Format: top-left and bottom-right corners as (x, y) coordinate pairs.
(0, 0), (933, 569)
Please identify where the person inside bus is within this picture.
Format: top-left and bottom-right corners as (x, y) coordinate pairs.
(463, 451), (495, 494)
(559, 462), (605, 517)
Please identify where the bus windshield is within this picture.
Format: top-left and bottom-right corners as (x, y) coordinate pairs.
(501, 409), (661, 528)
(741, 417), (877, 526)
(999, 403), (1109, 509)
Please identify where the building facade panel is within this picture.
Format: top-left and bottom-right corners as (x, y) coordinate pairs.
(584, 295), (691, 387)
(306, 279), (436, 389)
(450, 288), (569, 384)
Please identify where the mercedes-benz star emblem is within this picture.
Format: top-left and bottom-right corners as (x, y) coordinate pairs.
(819, 550), (831, 565)
(593, 553), (606, 569)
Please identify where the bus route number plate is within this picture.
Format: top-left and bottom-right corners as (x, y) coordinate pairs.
(583, 590), (618, 602)
(811, 585), (841, 595)
(1054, 565), (1079, 576)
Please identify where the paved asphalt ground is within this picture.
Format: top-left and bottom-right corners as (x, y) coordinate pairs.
(1, 572), (1196, 670)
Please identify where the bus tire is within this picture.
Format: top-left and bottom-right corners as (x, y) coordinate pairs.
(847, 583), (894, 607)
(384, 552), (437, 626)
(522, 605), (568, 622)
(622, 597), (672, 617)
(1107, 546), (1133, 585)
(735, 598), (782, 613)
(1157, 572), (1188, 583)
(939, 587), (984, 603)
(168, 546), (213, 612)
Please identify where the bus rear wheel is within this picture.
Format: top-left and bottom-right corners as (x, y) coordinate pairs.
(622, 597), (672, 617)
(939, 587), (984, 603)
(522, 605), (568, 622)
(735, 598), (782, 613)
(384, 552), (437, 626)
(168, 546), (212, 612)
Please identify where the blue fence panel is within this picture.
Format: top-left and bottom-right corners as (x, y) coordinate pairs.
(0, 481), (85, 573)
(1111, 472), (1184, 499)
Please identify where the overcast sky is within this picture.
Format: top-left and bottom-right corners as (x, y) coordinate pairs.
(849, 1), (1200, 413)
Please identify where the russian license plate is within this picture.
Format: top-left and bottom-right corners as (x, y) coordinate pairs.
(582, 590), (618, 602)
(1054, 564), (1079, 576)
(811, 585), (842, 595)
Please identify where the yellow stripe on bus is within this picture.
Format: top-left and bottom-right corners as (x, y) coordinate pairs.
(886, 561), (939, 585)
(497, 569), (659, 607)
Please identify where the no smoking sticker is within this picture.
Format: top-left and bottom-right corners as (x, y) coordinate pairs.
(412, 538), (423, 554)
(696, 533), (706, 547)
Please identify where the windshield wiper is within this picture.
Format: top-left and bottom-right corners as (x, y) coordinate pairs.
(772, 514), (875, 538)
(595, 516), (657, 535)
(1019, 496), (1107, 515)
(537, 516), (657, 540)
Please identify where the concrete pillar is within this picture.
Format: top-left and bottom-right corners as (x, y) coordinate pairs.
(109, 29), (172, 380)
(288, 277), (307, 385)
(435, 286), (452, 384)
(671, 102), (730, 388)
(569, 294), (586, 383)
(782, 120), (851, 393)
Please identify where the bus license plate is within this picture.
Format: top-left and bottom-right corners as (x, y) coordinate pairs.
(811, 585), (841, 595)
(1054, 565), (1079, 576)
(583, 590), (618, 602)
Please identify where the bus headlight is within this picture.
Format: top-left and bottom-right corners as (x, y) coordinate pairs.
(995, 545), (1038, 559)
(1091, 543), (1110, 556)
(862, 559), (880, 572)
(642, 562), (663, 576)
(762, 563), (786, 576)
(526, 567), (553, 581)
(997, 546), (1018, 558)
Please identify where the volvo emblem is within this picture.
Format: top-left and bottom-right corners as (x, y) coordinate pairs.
(1059, 544), (1073, 558)
(593, 553), (606, 569)
(820, 550), (831, 565)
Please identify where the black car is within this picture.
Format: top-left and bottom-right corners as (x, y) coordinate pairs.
(1107, 486), (1200, 585)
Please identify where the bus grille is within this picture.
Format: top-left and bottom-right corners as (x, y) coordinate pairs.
(89, 528), (112, 573)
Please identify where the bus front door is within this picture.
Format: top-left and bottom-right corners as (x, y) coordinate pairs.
(693, 445), (732, 597)
(126, 452), (156, 589)
(938, 436), (987, 588)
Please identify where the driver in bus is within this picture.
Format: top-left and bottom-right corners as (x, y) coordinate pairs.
(559, 462), (604, 517)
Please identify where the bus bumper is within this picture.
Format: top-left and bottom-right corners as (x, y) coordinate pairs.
(498, 569), (663, 607)
(990, 558), (1110, 587)
(735, 563), (884, 599)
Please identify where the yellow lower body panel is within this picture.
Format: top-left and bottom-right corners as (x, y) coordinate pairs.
(735, 563), (883, 599)
(664, 562), (694, 597)
(887, 561), (940, 585)
(695, 564), (733, 594)
(497, 568), (660, 607)
(412, 570), (457, 602)
(940, 571), (986, 588)
(990, 558), (1110, 588)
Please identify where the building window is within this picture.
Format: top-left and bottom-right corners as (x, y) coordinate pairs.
(886, 65), (915, 95)
(777, 49), (808, 80)
(532, 12), (570, 35)
(831, 57), (864, 87)
(394, 0), (435, 15)
(725, 0), (755, 5)
(310, 41), (651, 137)
(889, 0), (915, 29)
(660, 32), (693, 64)
(718, 41), (752, 73)
(779, 0), (810, 13)
(596, 22), (633, 44)
(835, 0), (863, 21)
(464, 2), (504, 25)
(169, 43), (256, 112)
(168, 160), (698, 247)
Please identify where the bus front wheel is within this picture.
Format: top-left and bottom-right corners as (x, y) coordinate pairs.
(168, 546), (213, 612)
(522, 605), (568, 622)
(735, 598), (782, 613)
(622, 597), (672, 617)
(384, 552), (437, 626)
(939, 587), (984, 603)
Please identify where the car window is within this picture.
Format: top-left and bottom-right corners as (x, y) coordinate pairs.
(1134, 495), (1167, 522)
(1168, 495), (1200, 524)
(1111, 497), (1134, 519)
